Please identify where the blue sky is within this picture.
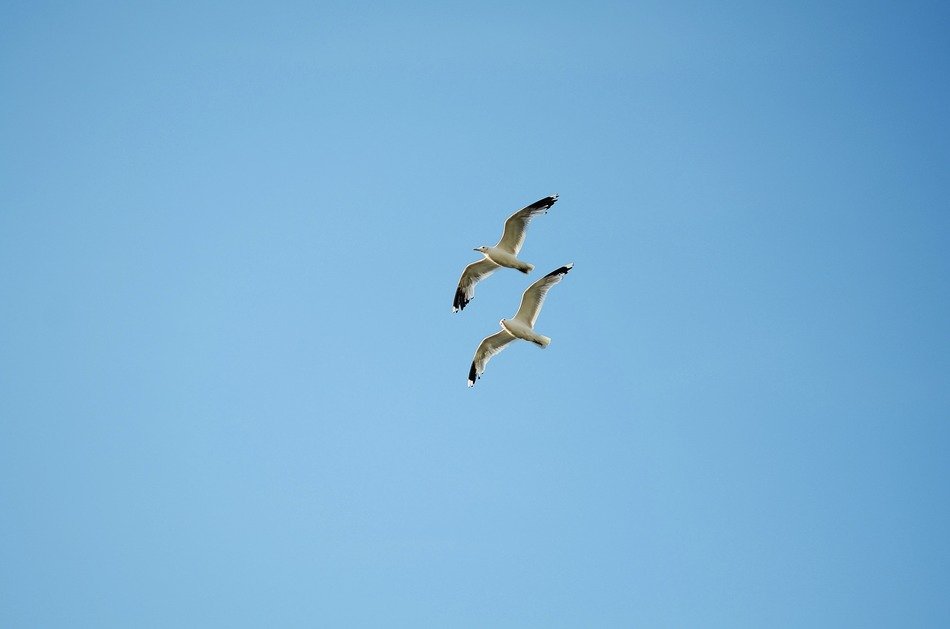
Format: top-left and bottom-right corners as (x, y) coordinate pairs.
(2, 1), (948, 626)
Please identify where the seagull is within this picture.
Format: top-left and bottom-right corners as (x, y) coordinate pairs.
(453, 194), (558, 312)
(467, 263), (573, 387)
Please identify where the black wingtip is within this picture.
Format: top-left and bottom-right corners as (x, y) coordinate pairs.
(543, 262), (574, 279)
(467, 362), (477, 387)
(453, 287), (469, 312)
(526, 194), (559, 212)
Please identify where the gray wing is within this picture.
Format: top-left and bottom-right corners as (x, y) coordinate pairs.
(468, 330), (517, 387)
(513, 263), (573, 328)
(495, 194), (558, 255)
(453, 258), (500, 312)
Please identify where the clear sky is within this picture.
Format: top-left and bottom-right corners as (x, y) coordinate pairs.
(2, 1), (948, 627)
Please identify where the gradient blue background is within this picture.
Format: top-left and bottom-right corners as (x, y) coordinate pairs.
(2, 1), (948, 626)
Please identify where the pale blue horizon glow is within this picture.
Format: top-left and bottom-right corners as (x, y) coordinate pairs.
(2, 2), (949, 627)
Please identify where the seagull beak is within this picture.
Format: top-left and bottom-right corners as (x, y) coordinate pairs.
(473, 248), (480, 252)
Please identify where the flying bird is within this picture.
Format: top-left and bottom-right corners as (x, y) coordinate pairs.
(467, 263), (573, 387)
(452, 194), (558, 312)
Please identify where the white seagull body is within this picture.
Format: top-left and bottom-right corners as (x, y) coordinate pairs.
(467, 263), (573, 387)
(453, 194), (558, 312)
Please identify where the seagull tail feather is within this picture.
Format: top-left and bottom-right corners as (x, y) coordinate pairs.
(536, 335), (551, 348)
(520, 262), (534, 274)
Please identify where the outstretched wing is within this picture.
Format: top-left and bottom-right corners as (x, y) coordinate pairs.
(495, 194), (558, 255)
(513, 263), (573, 328)
(468, 330), (517, 387)
(453, 258), (500, 312)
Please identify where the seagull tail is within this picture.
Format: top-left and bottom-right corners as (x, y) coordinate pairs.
(536, 335), (551, 348)
(520, 262), (534, 274)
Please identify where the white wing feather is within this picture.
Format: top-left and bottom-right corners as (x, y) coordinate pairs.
(495, 194), (558, 255)
(513, 263), (574, 327)
(453, 258), (500, 312)
(468, 330), (517, 386)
